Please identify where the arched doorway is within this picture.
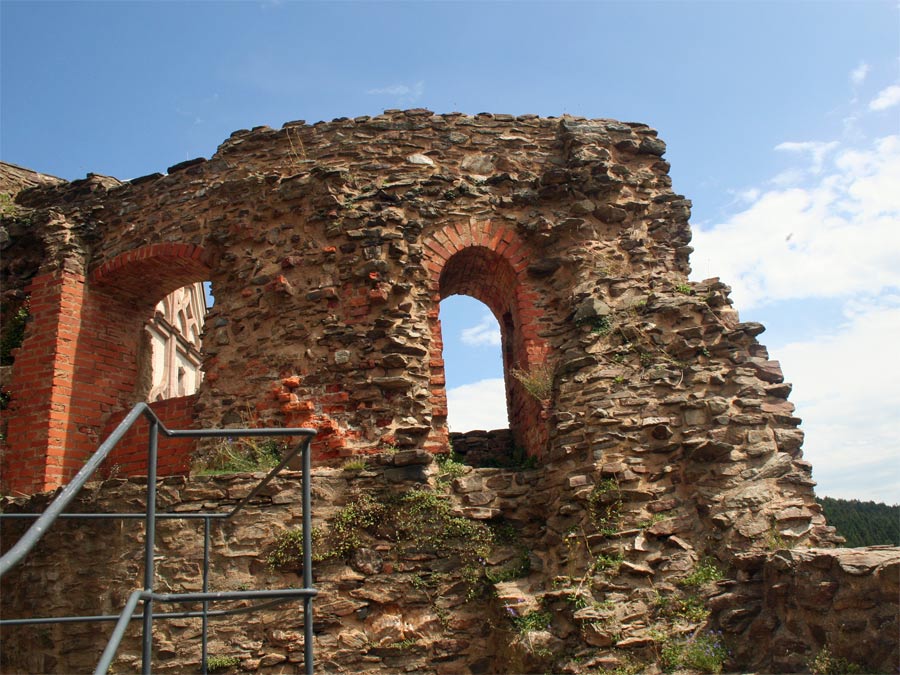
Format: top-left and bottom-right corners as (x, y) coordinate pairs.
(429, 240), (550, 462)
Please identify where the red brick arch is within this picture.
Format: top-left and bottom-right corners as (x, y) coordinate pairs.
(91, 243), (213, 297)
(3, 244), (213, 493)
(424, 221), (549, 458)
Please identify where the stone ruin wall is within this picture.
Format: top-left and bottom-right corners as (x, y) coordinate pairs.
(2, 111), (834, 552)
(1, 461), (896, 674)
(2, 110), (896, 673)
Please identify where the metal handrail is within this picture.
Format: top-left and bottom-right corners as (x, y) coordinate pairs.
(0, 402), (317, 674)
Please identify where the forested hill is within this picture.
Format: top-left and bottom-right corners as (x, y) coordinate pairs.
(818, 497), (899, 547)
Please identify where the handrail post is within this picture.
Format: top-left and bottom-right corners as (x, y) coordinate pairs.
(141, 417), (160, 675)
(302, 437), (314, 675)
(201, 516), (210, 675)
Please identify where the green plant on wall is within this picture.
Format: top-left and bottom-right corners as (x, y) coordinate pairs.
(588, 478), (622, 535)
(205, 654), (240, 672)
(342, 457), (368, 472)
(268, 488), (494, 600)
(511, 361), (554, 401)
(678, 558), (724, 588)
(0, 300), (29, 366)
(194, 437), (285, 475)
(654, 591), (710, 624)
(511, 609), (553, 634)
(660, 631), (728, 673)
(0, 193), (22, 218)
(435, 452), (467, 485)
(576, 313), (613, 335)
(808, 647), (864, 675)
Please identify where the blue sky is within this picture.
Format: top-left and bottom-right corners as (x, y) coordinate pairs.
(2, 1), (897, 502)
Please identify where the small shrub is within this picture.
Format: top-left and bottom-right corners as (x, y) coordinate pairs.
(342, 458), (367, 471)
(194, 438), (285, 475)
(285, 488), (495, 600)
(592, 552), (623, 575)
(435, 452), (467, 484)
(206, 654), (240, 672)
(486, 547), (531, 583)
(808, 647), (864, 675)
(512, 609), (553, 633)
(577, 313), (613, 335)
(674, 283), (694, 295)
(766, 526), (789, 551)
(268, 527), (326, 569)
(679, 558), (724, 588)
(0, 193), (23, 218)
(661, 593), (709, 623)
(661, 631), (728, 673)
(488, 518), (520, 545)
(0, 301), (29, 366)
(511, 362), (554, 400)
(588, 478), (622, 534)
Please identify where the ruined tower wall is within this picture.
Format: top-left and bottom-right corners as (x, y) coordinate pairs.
(2, 111), (831, 554)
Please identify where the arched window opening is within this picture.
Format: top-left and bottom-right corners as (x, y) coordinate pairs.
(434, 244), (544, 466)
(440, 295), (509, 433)
(142, 282), (208, 403)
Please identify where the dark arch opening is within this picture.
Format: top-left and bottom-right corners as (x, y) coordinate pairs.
(436, 246), (539, 465)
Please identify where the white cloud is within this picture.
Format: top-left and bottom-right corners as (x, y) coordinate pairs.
(777, 299), (900, 503)
(461, 313), (502, 347)
(769, 168), (805, 187)
(692, 134), (900, 309)
(774, 140), (839, 173)
(366, 81), (424, 102)
(446, 378), (508, 432)
(869, 84), (900, 111)
(850, 62), (870, 86)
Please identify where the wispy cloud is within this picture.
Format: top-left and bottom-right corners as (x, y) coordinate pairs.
(850, 62), (870, 86)
(366, 80), (424, 103)
(446, 378), (508, 432)
(774, 140), (839, 174)
(461, 313), (502, 347)
(869, 84), (900, 111)
(694, 134), (900, 309)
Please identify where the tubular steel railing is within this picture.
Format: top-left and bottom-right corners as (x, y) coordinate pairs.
(0, 402), (317, 675)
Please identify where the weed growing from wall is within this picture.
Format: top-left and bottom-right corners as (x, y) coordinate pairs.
(511, 362), (555, 401)
(511, 609), (553, 634)
(268, 488), (495, 599)
(588, 478), (622, 535)
(678, 558), (724, 588)
(660, 631), (728, 673)
(808, 647), (864, 675)
(194, 438), (285, 475)
(341, 457), (368, 472)
(0, 300), (29, 366)
(654, 591), (710, 624)
(435, 452), (467, 485)
(576, 313), (613, 335)
(205, 654), (240, 672)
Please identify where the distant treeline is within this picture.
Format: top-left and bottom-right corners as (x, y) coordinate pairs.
(817, 496), (899, 547)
